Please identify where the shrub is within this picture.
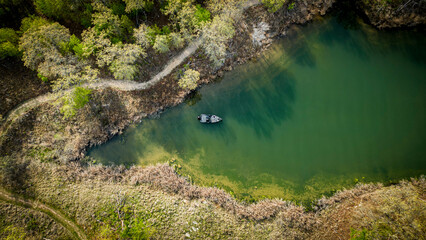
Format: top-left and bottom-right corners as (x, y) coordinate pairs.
(145, 24), (161, 44)
(0, 156), (29, 192)
(194, 4), (211, 24)
(60, 87), (92, 119)
(37, 73), (48, 82)
(0, 41), (19, 58)
(262, 0), (287, 12)
(1, 226), (27, 240)
(120, 15), (134, 41)
(178, 68), (199, 90)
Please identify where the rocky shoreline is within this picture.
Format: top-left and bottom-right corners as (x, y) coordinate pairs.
(360, 0), (426, 29)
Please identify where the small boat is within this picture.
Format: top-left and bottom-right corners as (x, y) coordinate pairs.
(197, 114), (222, 123)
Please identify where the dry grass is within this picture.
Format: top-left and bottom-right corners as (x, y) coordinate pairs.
(30, 160), (425, 239)
(311, 177), (426, 240)
(350, 178), (426, 240)
(0, 201), (73, 239)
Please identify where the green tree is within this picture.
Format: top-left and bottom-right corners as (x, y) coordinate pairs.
(33, 0), (92, 26)
(163, 0), (210, 35)
(91, 3), (125, 43)
(52, 65), (99, 91)
(152, 34), (170, 53)
(81, 3), (133, 57)
(123, 0), (149, 13)
(169, 31), (184, 49)
(0, 28), (20, 58)
(201, 15), (235, 66)
(19, 19), (98, 90)
(97, 43), (145, 80)
(60, 87), (92, 118)
(81, 27), (112, 58)
(133, 24), (151, 48)
(178, 68), (199, 90)
(19, 21), (70, 70)
(20, 15), (49, 33)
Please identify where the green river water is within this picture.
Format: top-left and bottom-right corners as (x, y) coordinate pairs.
(89, 17), (426, 202)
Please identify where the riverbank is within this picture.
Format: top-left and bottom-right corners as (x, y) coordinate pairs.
(1, 0), (337, 161)
(2, 160), (424, 239)
(360, 0), (426, 28)
(1, 0), (425, 239)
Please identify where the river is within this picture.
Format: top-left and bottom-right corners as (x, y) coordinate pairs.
(89, 16), (426, 203)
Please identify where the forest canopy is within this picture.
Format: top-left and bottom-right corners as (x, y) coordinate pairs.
(0, 0), (252, 117)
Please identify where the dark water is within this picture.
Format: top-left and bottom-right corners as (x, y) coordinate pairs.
(89, 17), (426, 202)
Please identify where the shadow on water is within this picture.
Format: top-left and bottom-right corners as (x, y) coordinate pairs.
(326, 0), (426, 65)
(184, 91), (202, 106)
(375, 29), (426, 65)
(225, 70), (296, 138)
(316, 17), (370, 60)
(282, 31), (317, 68)
(330, 0), (363, 30)
(144, 65), (296, 155)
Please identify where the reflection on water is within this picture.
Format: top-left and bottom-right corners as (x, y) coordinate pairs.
(89, 17), (426, 202)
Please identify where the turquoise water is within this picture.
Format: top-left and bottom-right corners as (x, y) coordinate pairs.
(89, 17), (426, 201)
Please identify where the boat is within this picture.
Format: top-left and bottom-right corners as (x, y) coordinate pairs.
(197, 114), (222, 123)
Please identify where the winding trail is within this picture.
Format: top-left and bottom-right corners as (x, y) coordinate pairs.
(0, 188), (88, 240)
(0, 0), (260, 138)
(0, 39), (202, 136)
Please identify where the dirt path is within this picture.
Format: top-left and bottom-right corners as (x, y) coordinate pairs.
(88, 38), (203, 91)
(0, 189), (88, 240)
(0, 0), (260, 138)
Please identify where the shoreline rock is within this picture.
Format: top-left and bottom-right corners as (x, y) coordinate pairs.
(359, 0), (426, 29)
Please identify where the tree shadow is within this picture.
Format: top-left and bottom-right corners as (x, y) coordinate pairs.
(87, 89), (138, 166)
(330, 0), (363, 31)
(122, 54), (297, 161)
(371, 28), (426, 65)
(219, 68), (296, 138)
(316, 17), (370, 61)
(281, 30), (317, 68)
